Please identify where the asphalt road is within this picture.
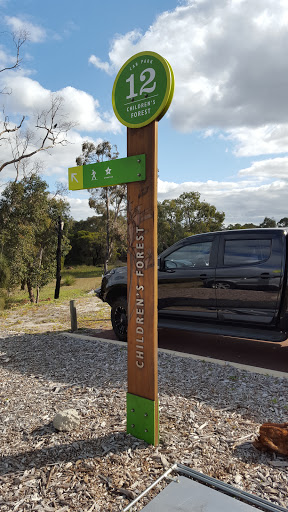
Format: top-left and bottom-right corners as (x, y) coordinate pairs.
(96, 326), (288, 374)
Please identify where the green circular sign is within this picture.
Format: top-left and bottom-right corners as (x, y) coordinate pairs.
(112, 51), (174, 129)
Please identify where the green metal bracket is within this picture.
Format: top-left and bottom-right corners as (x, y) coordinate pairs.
(127, 393), (158, 445)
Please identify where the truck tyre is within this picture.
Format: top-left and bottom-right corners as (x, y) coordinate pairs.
(111, 296), (127, 341)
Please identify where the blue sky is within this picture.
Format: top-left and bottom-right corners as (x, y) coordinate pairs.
(1, 0), (288, 225)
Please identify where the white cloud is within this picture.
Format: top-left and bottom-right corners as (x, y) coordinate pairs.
(5, 16), (46, 43)
(38, 132), (104, 176)
(56, 152), (288, 224)
(89, 55), (113, 75)
(3, 152), (285, 225)
(158, 177), (288, 225)
(226, 125), (288, 157)
(238, 156), (288, 179)
(95, 0), (288, 153)
(0, 74), (120, 134)
(0, 45), (15, 71)
(0, 70), (121, 184)
(62, 20), (79, 38)
(0, 128), (105, 185)
(157, 150), (288, 225)
(2, 75), (50, 115)
(64, 171), (288, 224)
(157, 154), (288, 224)
(58, 86), (120, 133)
(66, 196), (91, 221)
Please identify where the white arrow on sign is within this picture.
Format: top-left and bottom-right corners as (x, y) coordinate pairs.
(71, 173), (78, 183)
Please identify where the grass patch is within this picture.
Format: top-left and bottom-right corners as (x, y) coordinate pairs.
(62, 275), (76, 286)
(63, 265), (103, 279)
(4, 265), (104, 310)
(63, 261), (125, 279)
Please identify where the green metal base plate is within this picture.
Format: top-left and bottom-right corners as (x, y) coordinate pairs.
(127, 393), (158, 445)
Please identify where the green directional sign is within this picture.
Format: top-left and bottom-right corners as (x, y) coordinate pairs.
(68, 154), (146, 191)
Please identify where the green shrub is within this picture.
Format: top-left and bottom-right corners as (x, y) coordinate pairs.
(62, 275), (76, 286)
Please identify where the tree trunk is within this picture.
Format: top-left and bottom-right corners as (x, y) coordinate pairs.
(54, 217), (62, 299)
(27, 279), (35, 303)
(36, 247), (43, 304)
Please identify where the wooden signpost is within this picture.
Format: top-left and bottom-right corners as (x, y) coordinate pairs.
(69, 51), (174, 446)
(113, 51), (174, 445)
(126, 121), (159, 444)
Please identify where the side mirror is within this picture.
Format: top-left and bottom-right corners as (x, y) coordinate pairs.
(161, 259), (177, 272)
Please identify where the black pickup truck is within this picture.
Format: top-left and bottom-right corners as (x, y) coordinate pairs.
(96, 228), (288, 342)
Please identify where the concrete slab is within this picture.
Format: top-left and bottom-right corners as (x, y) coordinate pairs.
(141, 476), (267, 511)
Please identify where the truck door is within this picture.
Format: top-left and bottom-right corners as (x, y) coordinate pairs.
(215, 232), (284, 325)
(158, 235), (218, 320)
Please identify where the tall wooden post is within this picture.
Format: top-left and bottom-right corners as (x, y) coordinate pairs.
(126, 121), (158, 445)
(69, 48), (174, 446)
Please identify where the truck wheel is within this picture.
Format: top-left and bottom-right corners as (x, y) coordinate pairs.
(111, 297), (127, 341)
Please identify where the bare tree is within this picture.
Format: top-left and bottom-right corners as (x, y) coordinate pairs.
(0, 30), (28, 84)
(0, 95), (75, 174)
(0, 32), (75, 177)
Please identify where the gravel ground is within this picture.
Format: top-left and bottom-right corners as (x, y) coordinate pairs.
(0, 298), (288, 511)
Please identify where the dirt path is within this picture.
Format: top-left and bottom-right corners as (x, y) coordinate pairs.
(0, 296), (112, 335)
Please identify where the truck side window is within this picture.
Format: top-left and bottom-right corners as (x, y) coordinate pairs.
(224, 239), (271, 266)
(165, 241), (212, 269)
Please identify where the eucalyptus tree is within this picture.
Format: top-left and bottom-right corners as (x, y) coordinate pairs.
(158, 191), (225, 252)
(66, 216), (123, 266)
(76, 141), (127, 272)
(277, 218), (288, 228)
(259, 217), (277, 228)
(0, 173), (71, 303)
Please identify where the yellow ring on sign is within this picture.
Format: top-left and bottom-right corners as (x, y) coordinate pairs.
(112, 51), (174, 129)
(158, 58), (175, 121)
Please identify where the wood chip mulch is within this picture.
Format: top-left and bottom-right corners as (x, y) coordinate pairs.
(0, 302), (288, 511)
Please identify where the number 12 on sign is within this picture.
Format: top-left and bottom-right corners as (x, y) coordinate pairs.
(126, 68), (156, 99)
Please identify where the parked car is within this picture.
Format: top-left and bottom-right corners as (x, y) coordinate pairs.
(96, 228), (288, 342)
